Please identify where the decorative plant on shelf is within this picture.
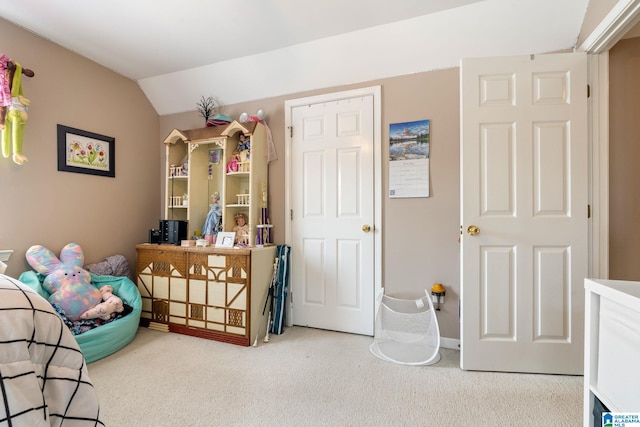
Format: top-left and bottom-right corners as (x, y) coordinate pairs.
(196, 96), (218, 124)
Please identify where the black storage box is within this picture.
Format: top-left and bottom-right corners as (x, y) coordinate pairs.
(148, 228), (161, 244)
(159, 220), (188, 245)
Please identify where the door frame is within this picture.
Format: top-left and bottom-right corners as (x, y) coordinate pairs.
(284, 85), (383, 327)
(579, 0), (640, 279)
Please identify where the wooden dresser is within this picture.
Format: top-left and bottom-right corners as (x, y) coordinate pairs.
(135, 243), (276, 346)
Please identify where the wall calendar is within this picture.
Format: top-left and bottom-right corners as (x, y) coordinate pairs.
(388, 119), (430, 198)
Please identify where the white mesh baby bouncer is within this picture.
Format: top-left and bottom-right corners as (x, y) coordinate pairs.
(369, 290), (441, 365)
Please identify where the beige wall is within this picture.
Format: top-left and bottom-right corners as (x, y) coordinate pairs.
(160, 69), (462, 339)
(577, 0), (619, 47)
(0, 18), (160, 278)
(623, 21), (640, 39)
(608, 35), (640, 280)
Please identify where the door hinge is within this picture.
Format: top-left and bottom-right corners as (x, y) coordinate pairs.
(587, 84), (591, 98)
(288, 126), (293, 138)
(290, 209), (293, 220)
(588, 204), (591, 219)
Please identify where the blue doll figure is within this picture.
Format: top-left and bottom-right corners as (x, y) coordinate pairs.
(203, 192), (222, 244)
(237, 134), (250, 151)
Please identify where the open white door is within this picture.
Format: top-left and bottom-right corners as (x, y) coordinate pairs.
(460, 53), (589, 374)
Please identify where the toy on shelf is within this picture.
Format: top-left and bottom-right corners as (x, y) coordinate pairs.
(233, 212), (250, 246)
(226, 152), (240, 173)
(239, 109), (277, 163)
(202, 192), (222, 244)
(239, 109), (266, 124)
(235, 133), (251, 171)
(237, 134), (250, 151)
(256, 182), (273, 246)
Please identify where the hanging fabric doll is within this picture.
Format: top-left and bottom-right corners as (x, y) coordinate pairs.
(0, 55), (13, 133)
(1, 60), (30, 165)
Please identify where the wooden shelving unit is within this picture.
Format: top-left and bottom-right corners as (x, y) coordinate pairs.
(162, 121), (270, 246)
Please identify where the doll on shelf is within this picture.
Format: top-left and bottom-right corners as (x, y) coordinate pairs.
(202, 192), (222, 244)
(232, 212), (249, 246)
(237, 134), (250, 152)
(237, 134), (251, 163)
(226, 151), (240, 173)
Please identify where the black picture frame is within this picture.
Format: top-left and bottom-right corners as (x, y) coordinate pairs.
(57, 124), (115, 177)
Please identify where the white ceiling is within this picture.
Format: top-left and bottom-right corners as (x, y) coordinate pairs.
(0, 0), (591, 115)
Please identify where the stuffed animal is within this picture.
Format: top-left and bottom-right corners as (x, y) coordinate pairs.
(1, 57), (31, 165)
(25, 243), (122, 321)
(80, 285), (124, 320)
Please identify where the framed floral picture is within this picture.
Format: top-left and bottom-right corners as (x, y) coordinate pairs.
(57, 124), (115, 177)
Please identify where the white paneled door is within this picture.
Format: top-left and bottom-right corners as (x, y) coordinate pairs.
(460, 53), (588, 374)
(287, 90), (377, 335)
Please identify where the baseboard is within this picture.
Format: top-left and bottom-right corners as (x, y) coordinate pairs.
(440, 337), (460, 351)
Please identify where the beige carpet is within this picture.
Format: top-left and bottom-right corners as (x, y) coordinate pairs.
(88, 327), (582, 426)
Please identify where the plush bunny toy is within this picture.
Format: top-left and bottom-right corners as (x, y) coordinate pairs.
(79, 284), (124, 320)
(25, 243), (122, 321)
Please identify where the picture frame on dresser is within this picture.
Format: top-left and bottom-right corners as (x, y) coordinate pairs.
(215, 232), (235, 248)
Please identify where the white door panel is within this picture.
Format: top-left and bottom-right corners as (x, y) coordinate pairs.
(289, 93), (376, 335)
(461, 53), (588, 374)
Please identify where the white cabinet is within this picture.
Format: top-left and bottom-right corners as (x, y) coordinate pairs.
(583, 278), (640, 426)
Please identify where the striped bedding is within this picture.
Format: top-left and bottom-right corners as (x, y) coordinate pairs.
(0, 274), (103, 426)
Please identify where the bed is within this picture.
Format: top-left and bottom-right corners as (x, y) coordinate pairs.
(18, 270), (142, 364)
(0, 273), (103, 425)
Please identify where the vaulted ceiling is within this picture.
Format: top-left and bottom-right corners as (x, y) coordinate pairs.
(0, 0), (591, 115)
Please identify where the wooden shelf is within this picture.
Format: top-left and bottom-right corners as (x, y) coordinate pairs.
(162, 121), (270, 246)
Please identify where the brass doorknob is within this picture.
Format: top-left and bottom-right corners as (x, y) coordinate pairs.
(466, 225), (480, 236)
(362, 224), (371, 233)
